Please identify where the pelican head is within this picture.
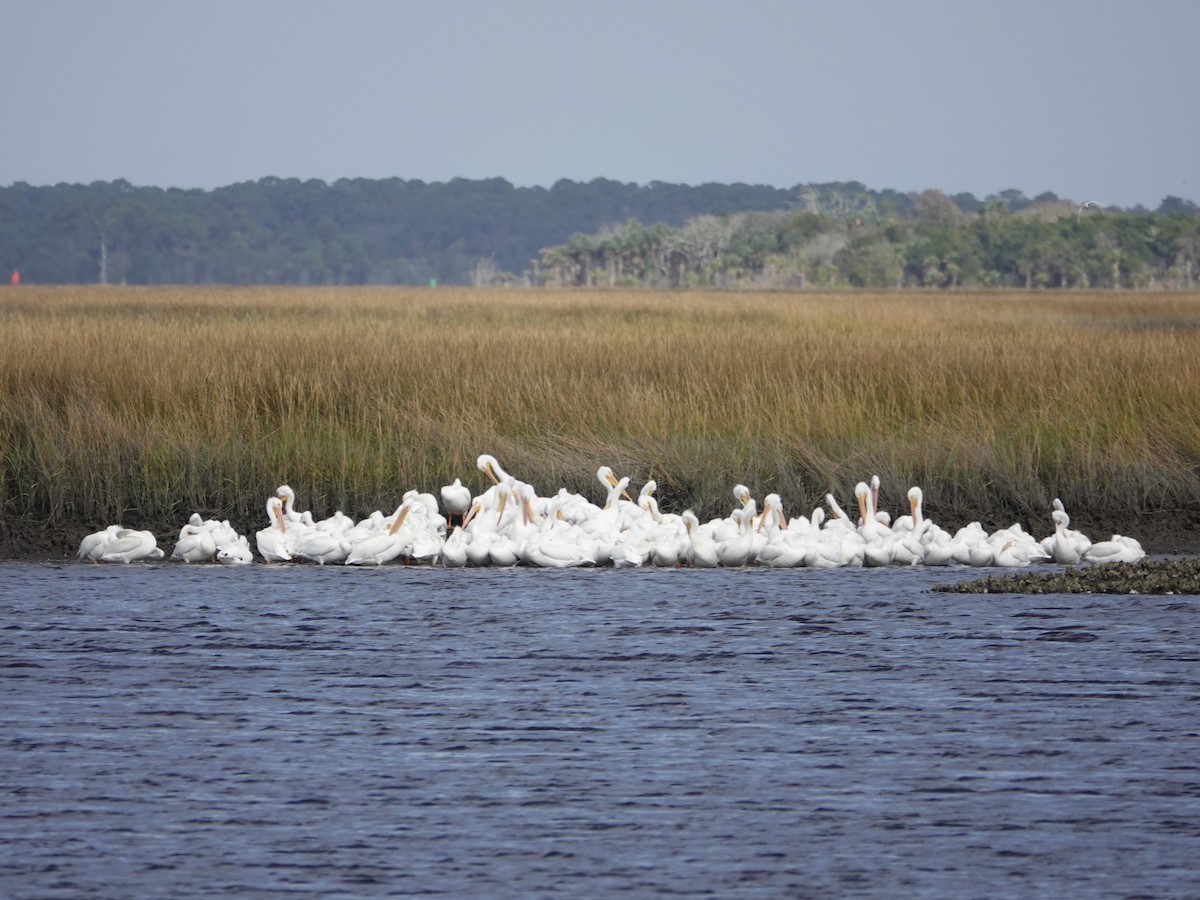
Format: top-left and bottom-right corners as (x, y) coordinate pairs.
(907, 486), (923, 524)
(477, 454), (508, 485)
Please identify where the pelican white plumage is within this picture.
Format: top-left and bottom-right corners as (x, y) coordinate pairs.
(869, 475), (892, 527)
(477, 454), (512, 486)
(716, 505), (757, 567)
(78, 524), (124, 561)
(682, 510), (719, 568)
(440, 526), (470, 567)
(171, 522), (218, 563)
(275, 485), (306, 524)
(98, 529), (163, 564)
(216, 535), (255, 565)
(1084, 534), (1145, 564)
(1045, 509), (1085, 565)
(756, 499), (813, 567)
(345, 500), (413, 565)
(440, 478), (472, 527)
(637, 479), (662, 523)
(255, 497), (292, 563)
(856, 482), (894, 566)
(648, 517), (689, 567)
(293, 528), (351, 565)
(1040, 499), (1093, 558)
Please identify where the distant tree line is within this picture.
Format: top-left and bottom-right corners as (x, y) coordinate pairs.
(537, 191), (1200, 291)
(1, 176), (1196, 288)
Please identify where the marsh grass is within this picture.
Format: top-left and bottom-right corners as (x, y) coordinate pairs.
(2, 285), (1199, 534)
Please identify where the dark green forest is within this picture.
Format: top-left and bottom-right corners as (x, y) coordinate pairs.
(1, 176), (1197, 288)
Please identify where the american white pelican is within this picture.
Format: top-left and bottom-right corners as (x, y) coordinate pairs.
(597, 466), (634, 502)
(345, 500), (413, 565)
(1040, 499), (1093, 558)
(440, 478), (472, 527)
(315, 510), (354, 536)
(755, 502), (814, 567)
(98, 529), (163, 564)
(78, 524), (124, 561)
(255, 497), (292, 563)
(275, 485), (306, 524)
(171, 522), (218, 563)
(716, 505), (757, 567)
(217, 535), (255, 565)
(682, 510), (719, 567)
(1045, 509), (1084, 564)
(477, 454), (512, 486)
(440, 526), (470, 567)
(649, 518), (689, 567)
(637, 479), (662, 523)
(856, 482), (893, 566)
(869, 475), (891, 527)
(293, 528), (351, 565)
(1084, 534), (1145, 564)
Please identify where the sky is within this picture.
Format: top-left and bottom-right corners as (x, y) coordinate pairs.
(3, 0), (1197, 209)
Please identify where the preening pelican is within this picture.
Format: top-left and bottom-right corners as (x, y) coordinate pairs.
(217, 535), (255, 565)
(97, 529), (163, 564)
(682, 510), (719, 568)
(345, 500), (414, 566)
(275, 485), (306, 524)
(256, 497), (292, 563)
(78, 524), (124, 561)
(1084, 534), (1145, 564)
(477, 454), (511, 486)
(171, 522), (218, 563)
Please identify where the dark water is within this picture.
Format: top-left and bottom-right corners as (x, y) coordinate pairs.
(2, 562), (1198, 898)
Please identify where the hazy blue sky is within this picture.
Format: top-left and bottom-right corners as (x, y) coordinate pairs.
(3, 0), (1197, 208)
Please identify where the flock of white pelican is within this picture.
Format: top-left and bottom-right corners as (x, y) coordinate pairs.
(77, 454), (1146, 568)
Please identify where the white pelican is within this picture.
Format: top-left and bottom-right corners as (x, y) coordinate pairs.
(598, 466), (634, 502)
(293, 528), (351, 565)
(637, 479), (662, 523)
(1039, 499), (1093, 559)
(78, 524), (124, 561)
(1046, 509), (1084, 565)
(440, 478), (472, 527)
(440, 527), (470, 567)
(755, 500), (813, 567)
(255, 497), (292, 563)
(217, 535), (255, 565)
(856, 482), (893, 566)
(869, 475), (891, 527)
(1084, 534), (1145, 565)
(98, 529), (163, 564)
(345, 500), (413, 565)
(891, 487), (924, 533)
(477, 454), (512, 486)
(649, 518), (689, 567)
(171, 522), (218, 563)
(682, 510), (719, 568)
(716, 505), (757, 567)
(315, 510), (354, 536)
(275, 485), (306, 524)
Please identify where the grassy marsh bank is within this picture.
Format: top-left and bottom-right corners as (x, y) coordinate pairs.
(2, 286), (1199, 558)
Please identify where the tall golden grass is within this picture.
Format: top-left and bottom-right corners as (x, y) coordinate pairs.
(2, 285), (1198, 534)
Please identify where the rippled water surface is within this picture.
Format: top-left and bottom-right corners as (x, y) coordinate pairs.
(2, 561), (1199, 898)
